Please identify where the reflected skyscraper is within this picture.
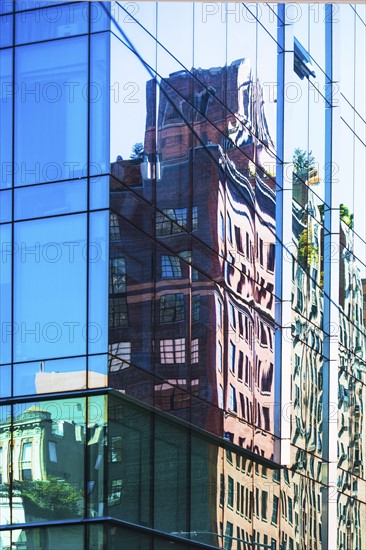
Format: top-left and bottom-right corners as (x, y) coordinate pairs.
(0, 2), (365, 549)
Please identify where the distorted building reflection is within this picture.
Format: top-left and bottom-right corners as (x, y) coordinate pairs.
(108, 59), (277, 465)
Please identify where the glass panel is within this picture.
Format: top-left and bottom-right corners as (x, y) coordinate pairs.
(88, 354), (108, 389)
(15, 1), (76, 10)
(0, 0), (12, 14)
(107, 396), (152, 526)
(15, 36), (88, 186)
(87, 395), (107, 518)
(90, 175), (109, 210)
(0, 13), (12, 47)
(14, 179), (87, 220)
(15, 3), (88, 44)
(0, 49), (12, 189)
(0, 224), (12, 365)
(0, 189), (12, 223)
(88, 211), (109, 356)
(90, 32), (110, 178)
(1, 398), (86, 525)
(13, 357), (87, 396)
(154, 415), (188, 534)
(191, 434), (225, 547)
(4, 525), (85, 549)
(13, 214), (87, 361)
(109, 3), (156, 166)
(0, 364), (11, 397)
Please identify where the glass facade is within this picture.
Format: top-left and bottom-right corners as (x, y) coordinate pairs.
(0, 2), (365, 549)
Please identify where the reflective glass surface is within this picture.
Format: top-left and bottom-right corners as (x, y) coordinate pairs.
(0, 3), (365, 549)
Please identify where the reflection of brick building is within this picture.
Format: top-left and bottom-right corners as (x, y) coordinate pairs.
(108, 59), (277, 463)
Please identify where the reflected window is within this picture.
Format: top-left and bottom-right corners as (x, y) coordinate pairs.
(0, 447), (2, 484)
(229, 303), (236, 329)
(260, 322), (268, 346)
(263, 407), (270, 431)
(288, 496), (293, 524)
(228, 476), (234, 508)
(217, 300), (223, 327)
(261, 362), (273, 393)
(238, 351), (244, 380)
(21, 442), (32, 480)
(192, 206), (198, 231)
(160, 338), (185, 364)
(161, 255), (181, 278)
(109, 297), (128, 327)
(259, 238), (264, 266)
(218, 342), (223, 373)
(192, 295), (200, 321)
(220, 474), (224, 506)
(218, 385), (224, 409)
(245, 356), (250, 386)
(229, 385), (237, 412)
(235, 226), (243, 253)
(109, 342), (131, 371)
(227, 213), (233, 243)
(52, 422), (64, 437)
(220, 213), (225, 240)
(160, 293), (184, 323)
(272, 495), (279, 525)
(262, 490), (268, 521)
(110, 213), (121, 241)
(48, 441), (57, 463)
(109, 257), (126, 293)
(191, 339), (199, 364)
(224, 522), (233, 550)
(229, 341), (236, 373)
(238, 312), (244, 337)
(110, 436), (122, 462)
(267, 243), (275, 272)
(246, 232), (250, 260)
(178, 250), (199, 280)
(108, 479), (123, 507)
(156, 206), (198, 235)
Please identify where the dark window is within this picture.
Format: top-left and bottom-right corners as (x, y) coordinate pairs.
(109, 297), (128, 328)
(267, 242), (275, 271)
(229, 384), (237, 412)
(110, 212), (121, 241)
(271, 495), (278, 525)
(261, 362), (273, 393)
(227, 213), (233, 243)
(21, 442), (32, 481)
(161, 255), (181, 278)
(109, 257), (126, 293)
(238, 351), (244, 380)
(259, 238), (264, 265)
(263, 407), (270, 431)
(235, 226), (243, 252)
(228, 476), (234, 508)
(261, 490), (268, 521)
(110, 436), (122, 462)
(220, 474), (225, 506)
(192, 294), (200, 321)
(160, 294), (184, 323)
(156, 207), (198, 236)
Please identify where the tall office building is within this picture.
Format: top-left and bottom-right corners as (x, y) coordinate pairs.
(0, 2), (365, 549)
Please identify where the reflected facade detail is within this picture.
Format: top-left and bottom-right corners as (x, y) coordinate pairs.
(0, 2), (365, 549)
